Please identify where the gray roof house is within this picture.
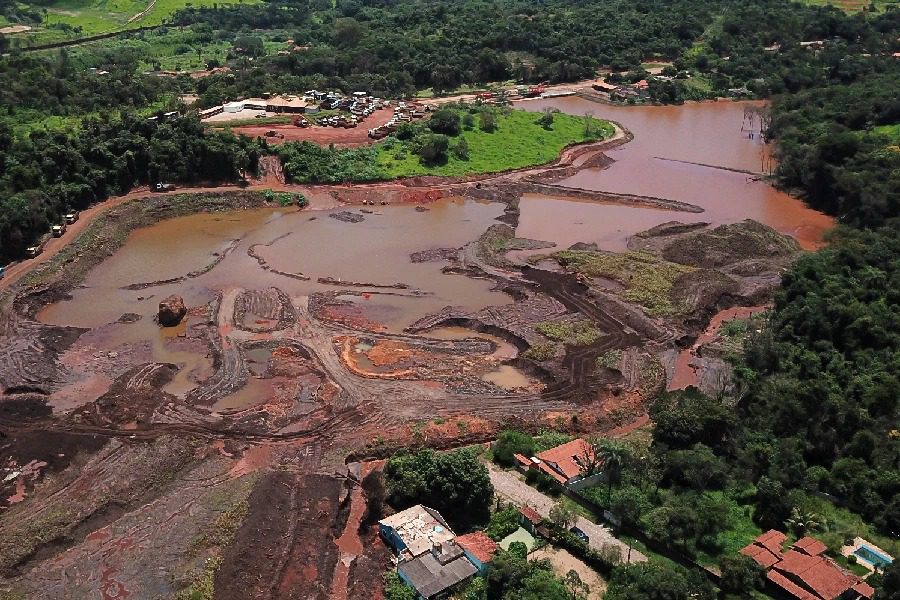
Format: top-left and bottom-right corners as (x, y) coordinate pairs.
(380, 505), (478, 599)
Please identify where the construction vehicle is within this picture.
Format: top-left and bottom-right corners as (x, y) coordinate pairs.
(64, 212), (79, 224)
(51, 223), (66, 237)
(154, 183), (177, 192)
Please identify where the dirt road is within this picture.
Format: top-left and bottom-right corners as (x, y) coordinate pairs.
(485, 462), (646, 564)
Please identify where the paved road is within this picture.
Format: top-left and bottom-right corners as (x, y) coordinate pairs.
(486, 462), (647, 564)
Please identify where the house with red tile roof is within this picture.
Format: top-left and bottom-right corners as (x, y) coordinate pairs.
(514, 438), (601, 488)
(740, 531), (874, 600)
(456, 532), (498, 575)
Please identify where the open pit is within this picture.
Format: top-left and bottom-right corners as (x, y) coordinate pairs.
(0, 100), (831, 598)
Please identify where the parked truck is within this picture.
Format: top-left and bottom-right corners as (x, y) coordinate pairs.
(64, 211), (79, 224)
(26, 234), (50, 258)
(51, 223), (67, 237)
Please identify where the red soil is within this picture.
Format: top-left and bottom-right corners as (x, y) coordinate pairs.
(228, 109), (395, 147)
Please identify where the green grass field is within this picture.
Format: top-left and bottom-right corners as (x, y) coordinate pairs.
(873, 123), (900, 143)
(10, 0), (259, 41)
(376, 110), (614, 178)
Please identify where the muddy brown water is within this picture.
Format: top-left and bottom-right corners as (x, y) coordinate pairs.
(481, 365), (534, 390)
(35, 100), (834, 407)
(37, 199), (510, 409)
(516, 98), (833, 251)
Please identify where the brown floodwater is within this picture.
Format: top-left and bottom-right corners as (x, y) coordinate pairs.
(35, 100), (836, 409)
(481, 365), (534, 390)
(516, 98), (834, 250)
(39, 198), (510, 344)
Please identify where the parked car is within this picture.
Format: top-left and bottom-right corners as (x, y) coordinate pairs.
(51, 223), (66, 237)
(64, 212), (79, 224)
(570, 527), (589, 544)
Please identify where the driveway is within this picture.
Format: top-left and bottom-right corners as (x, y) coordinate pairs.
(486, 463), (647, 564)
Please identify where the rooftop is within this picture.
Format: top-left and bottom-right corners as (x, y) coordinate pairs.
(266, 95), (309, 108)
(793, 537), (828, 557)
(398, 551), (477, 599)
(740, 532), (872, 600)
(534, 438), (594, 484)
(379, 505), (455, 558)
(519, 505), (542, 524)
(456, 532), (498, 564)
(774, 550), (858, 600)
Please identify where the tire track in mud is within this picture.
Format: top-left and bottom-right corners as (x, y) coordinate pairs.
(521, 267), (647, 403)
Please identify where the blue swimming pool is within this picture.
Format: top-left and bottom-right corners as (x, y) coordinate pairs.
(854, 545), (893, 569)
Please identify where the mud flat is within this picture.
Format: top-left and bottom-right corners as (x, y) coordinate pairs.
(0, 99), (836, 599)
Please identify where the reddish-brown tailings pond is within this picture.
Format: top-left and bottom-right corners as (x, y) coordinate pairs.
(36, 101), (833, 403)
(517, 98), (833, 251)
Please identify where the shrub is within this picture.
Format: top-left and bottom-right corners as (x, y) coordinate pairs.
(480, 111), (497, 132)
(428, 109), (461, 136)
(485, 506), (521, 541)
(493, 430), (536, 467)
(416, 134), (449, 165)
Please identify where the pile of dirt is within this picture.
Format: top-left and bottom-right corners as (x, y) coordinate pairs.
(233, 288), (297, 332)
(476, 224), (556, 269)
(330, 211), (365, 223)
(409, 248), (459, 263)
(71, 363), (179, 427)
(637, 219), (801, 268)
(669, 269), (741, 314)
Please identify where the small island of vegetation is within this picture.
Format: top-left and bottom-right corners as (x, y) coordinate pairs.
(276, 105), (614, 183)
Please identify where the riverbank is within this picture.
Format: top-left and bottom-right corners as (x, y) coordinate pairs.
(375, 108), (614, 178)
(275, 107), (616, 183)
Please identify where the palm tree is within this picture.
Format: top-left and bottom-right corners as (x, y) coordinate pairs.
(785, 506), (823, 536)
(595, 440), (630, 505)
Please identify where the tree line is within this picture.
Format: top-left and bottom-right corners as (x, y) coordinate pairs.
(0, 115), (262, 262)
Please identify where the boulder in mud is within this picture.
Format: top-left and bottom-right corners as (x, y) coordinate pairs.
(158, 295), (187, 327)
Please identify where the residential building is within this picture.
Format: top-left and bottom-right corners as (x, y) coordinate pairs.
(740, 531), (875, 600)
(456, 532), (498, 575)
(380, 505), (479, 599)
(397, 540), (477, 599)
(513, 438), (602, 488)
(379, 505), (456, 559)
(519, 505), (543, 535)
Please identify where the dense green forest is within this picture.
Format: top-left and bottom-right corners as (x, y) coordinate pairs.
(0, 116), (261, 260)
(770, 72), (900, 227)
(734, 225), (900, 536)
